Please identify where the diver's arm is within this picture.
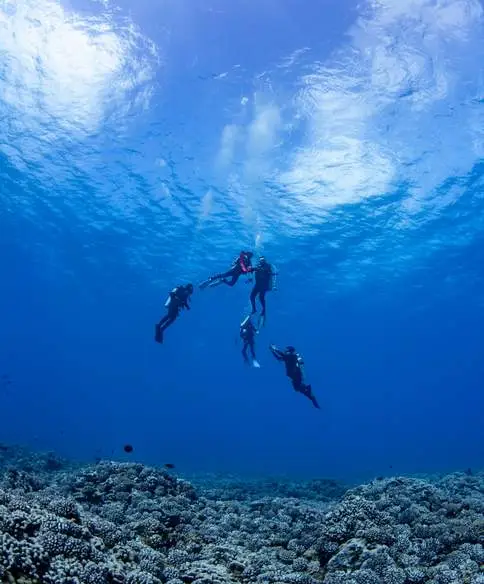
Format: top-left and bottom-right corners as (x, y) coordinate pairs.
(269, 345), (284, 360)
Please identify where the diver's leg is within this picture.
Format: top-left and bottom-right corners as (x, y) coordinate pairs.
(242, 343), (250, 363)
(291, 370), (303, 390)
(157, 314), (176, 344)
(256, 290), (268, 326)
(156, 313), (171, 342)
(206, 269), (237, 288)
(201, 268), (231, 289)
(259, 290), (267, 316)
(306, 386), (320, 409)
(157, 307), (179, 342)
(301, 383), (320, 408)
(220, 268), (241, 287)
(224, 273), (240, 286)
(159, 314), (176, 332)
(157, 314), (170, 328)
(249, 340), (260, 367)
(250, 286), (258, 314)
(249, 340), (256, 360)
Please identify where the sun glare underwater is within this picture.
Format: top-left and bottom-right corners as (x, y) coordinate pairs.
(1, 0), (484, 481)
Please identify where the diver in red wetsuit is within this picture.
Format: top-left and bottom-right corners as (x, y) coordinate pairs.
(199, 251), (254, 289)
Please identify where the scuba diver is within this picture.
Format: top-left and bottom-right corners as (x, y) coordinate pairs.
(250, 256), (276, 325)
(240, 314), (260, 368)
(199, 251), (254, 290)
(269, 344), (320, 409)
(155, 283), (193, 344)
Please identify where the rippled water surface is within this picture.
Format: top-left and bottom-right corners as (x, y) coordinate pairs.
(1, 0), (483, 479)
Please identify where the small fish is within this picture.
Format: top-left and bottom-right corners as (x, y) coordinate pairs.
(123, 444), (134, 453)
(164, 463), (175, 469)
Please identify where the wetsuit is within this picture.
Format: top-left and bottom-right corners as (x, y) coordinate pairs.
(269, 345), (320, 409)
(240, 315), (257, 364)
(155, 285), (192, 343)
(250, 259), (274, 318)
(201, 252), (253, 289)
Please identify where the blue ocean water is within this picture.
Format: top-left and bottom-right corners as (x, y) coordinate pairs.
(0, 0), (483, 483)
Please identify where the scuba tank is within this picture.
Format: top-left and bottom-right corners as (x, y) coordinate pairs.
(296, 355), (305, 375)
(165, 286), (179, 307)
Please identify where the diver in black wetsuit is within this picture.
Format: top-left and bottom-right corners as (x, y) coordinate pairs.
(269, 345), (320, 409)
(200, 251), (253, 289)
(155, 284), (193, 344)
(240, 315), (260, 368)
(250, 257), (276, 323)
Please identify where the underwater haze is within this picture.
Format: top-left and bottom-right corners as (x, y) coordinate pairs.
(1, 0), (483, 482)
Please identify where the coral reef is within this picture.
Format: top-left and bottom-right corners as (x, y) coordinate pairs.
(0, 445), (67, 495)
(317, 475), (484, 584)
(188, 475), (348, 503)
(0, 447), (482, 584)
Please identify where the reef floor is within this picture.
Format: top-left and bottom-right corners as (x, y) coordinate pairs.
(0, 446), (482, 584)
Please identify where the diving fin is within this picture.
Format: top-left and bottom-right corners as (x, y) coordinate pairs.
(155, 324), (163, 344)
(207, 279), (224, 288)
(306, 386), (320, 409)
(199, 278), (212, 290)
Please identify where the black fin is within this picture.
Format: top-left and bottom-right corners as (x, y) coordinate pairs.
(155, 325), (162, 343)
